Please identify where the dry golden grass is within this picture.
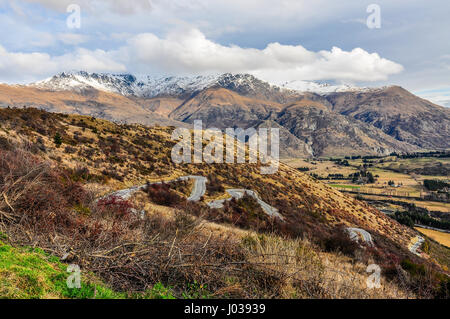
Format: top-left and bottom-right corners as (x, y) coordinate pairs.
(415, 227), (450, 248)
(355, 194), (450, 213)
(0, 108), (443, 299)
(132, 191), (415, 298)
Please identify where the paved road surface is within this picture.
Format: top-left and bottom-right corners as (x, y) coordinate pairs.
(102, 185), (146, 201)
(186, 176), (207, 201)
(409, 236), (425, 256)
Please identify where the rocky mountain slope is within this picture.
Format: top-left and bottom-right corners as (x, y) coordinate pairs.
(325, 86), (450, 149)
(169, 89), (417, 157)
(169, 87), (282, 128)
(274, 100), (417, 157)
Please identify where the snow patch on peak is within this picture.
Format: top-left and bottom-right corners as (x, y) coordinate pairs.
(136, 74), (222, 98)
(30, 71), (224, 98)
(29, 71), (371, 98)
(273, 79), (366, 94)
(32, 71), (138, 95)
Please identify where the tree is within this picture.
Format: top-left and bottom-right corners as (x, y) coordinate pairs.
(367, 172), (375, 184)
(351, 172), (360, 183)
(424, 179), (449, 191)
(54, 133), (62, 147)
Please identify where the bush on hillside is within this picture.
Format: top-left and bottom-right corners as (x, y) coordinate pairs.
(322, 228), (359, 257)
(146, 183), (184, 207)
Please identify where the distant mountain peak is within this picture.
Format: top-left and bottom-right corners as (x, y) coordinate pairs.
(273, 79), (371, 94)
(30, 71), (371, 98)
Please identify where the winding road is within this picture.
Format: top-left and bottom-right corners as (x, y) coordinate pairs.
(104, 185), (147, 201)
(103, 176), (428, 254)
(186, 176), (207, 201)
(101, 175), (207, 202)
(101, 175), (284, 221)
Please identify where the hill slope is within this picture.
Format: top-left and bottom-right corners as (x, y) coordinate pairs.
(0, 84), (184, 127)
(1, 107), (448, 299)
(325, 86), (450, 149)
(0, 107), (416, 247)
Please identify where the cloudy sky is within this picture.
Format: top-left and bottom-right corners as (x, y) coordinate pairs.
(0, 0), (449, 106)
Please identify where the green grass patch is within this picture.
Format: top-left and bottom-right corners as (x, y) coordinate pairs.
(329, 184), (360, 189)
(133, 282), (176, 299)
(0, 241), (125, 299)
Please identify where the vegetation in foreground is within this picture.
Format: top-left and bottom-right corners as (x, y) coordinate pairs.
(0, 240), (124, 299)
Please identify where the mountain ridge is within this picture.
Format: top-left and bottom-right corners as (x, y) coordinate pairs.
(30, 71), (381, 98)
(0, 71), (447, 157)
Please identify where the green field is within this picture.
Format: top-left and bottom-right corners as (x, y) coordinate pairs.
(283, 154), (450, 213)
(329, 184), (360, 189)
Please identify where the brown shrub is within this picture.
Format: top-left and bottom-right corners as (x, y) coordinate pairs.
(146, 183), (184, 207)
(322, 227), (360, 257)
(206, 174), (225, 195)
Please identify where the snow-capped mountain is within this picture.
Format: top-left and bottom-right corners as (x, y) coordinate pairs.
(274, 79), (368, 94)
(5, 70), (449, 155)
(31, 71), (222, 98)
(30, 71), (368, 98)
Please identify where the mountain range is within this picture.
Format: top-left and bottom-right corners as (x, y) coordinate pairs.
(0, 71), (448, 158)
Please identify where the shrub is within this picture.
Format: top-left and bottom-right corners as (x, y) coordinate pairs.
(206, 174), (225, 195)
(424, 179), (449, 191)
(64, 146), (77, 154)
(0, 136), (14, 151)
(0, 148), (89, 241)
(101, 169), (123, 182)
(322, 228), (359, 257)
(399, 258), (450, 298)
(96, 196), (134, 219)
(146, 183), (184, 207)
(54, 133), (62, 147)
(401, 259), (426, 277)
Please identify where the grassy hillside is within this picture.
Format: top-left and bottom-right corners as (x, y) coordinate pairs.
(0, 108), (416, 244)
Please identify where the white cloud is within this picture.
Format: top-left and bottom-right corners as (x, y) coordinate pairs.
(57, 33), (90, 45)
(30, 32), (56, 47)
(127, 29), (403, 82)
(21, 0), (153, 14)
(110, 32), (133, 41)
(0, 45), (125, 82)
(29, 32), (89, 47)
(0, 28), (404, 84)
(3, 0), (446, 93)
(416, 89), (450, 107)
